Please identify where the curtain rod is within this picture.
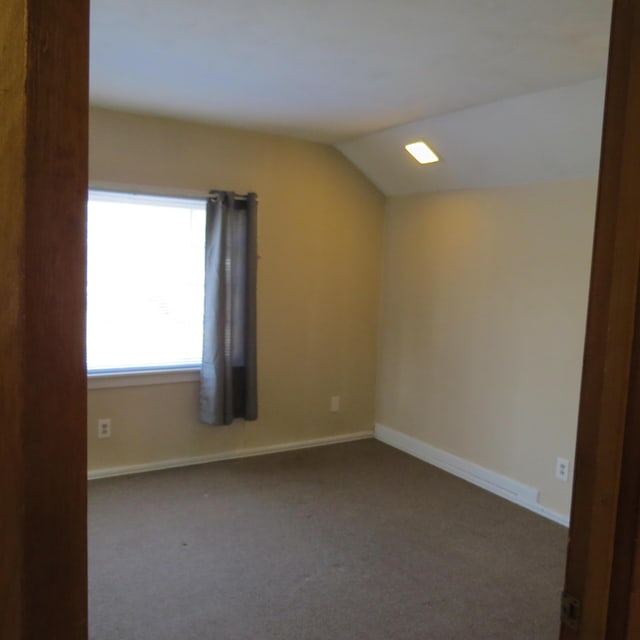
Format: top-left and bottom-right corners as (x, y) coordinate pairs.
(208, 190), (256, 201)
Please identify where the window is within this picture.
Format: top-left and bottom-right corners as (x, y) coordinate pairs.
(87, 191), (206, 374)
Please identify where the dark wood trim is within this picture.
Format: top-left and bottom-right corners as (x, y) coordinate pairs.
(615, 311), (640, 636)
(561, 0), (640, 637)
(0, 1), (89, 638)
(610, 9), (640, 637)
(1, 1), (29, 636)
(624, 523), (640, 637)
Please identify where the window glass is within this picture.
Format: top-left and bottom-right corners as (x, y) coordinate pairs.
(87, 191), (206, 372)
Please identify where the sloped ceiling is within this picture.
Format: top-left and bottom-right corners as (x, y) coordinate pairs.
(90, 0), (612, 195)
(338, 78), (606, 195)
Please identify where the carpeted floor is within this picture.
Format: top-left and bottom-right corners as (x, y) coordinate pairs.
(89, 439), (566, 640)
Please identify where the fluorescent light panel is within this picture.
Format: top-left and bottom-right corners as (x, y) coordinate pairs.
(405, 141), (439, 164)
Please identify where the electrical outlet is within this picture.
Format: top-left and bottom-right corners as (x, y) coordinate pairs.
(98, 418), (112, 439)
(330, 396), (340, 413)
(556, 457), (570, 482)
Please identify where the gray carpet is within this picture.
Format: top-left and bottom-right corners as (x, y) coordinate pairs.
(89, 439), (566, 640)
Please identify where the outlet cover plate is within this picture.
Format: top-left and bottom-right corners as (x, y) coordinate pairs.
(556, 457), (570, 482)
(98, 418), (112, 439)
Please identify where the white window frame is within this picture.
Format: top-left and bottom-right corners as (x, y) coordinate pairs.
(86, 188), (207, 389)
(87, 367), (200, 390)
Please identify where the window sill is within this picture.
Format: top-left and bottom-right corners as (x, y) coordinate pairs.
(88, 368), (200, 390)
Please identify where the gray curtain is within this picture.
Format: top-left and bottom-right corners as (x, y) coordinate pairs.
(200, 191), (258, 425)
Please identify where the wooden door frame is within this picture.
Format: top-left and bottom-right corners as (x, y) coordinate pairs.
(2, 0), (640, 638)
(1, 1), (89, 638)
(561, 0), (640, 637)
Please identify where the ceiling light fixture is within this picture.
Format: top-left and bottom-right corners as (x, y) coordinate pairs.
(405, 141), (439, 164)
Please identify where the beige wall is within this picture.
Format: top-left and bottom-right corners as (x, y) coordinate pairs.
(377, 180), (597, 517)
(88, 107), (385, 472)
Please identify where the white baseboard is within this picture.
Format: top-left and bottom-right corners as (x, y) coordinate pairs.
(374, 423), (570, 527)
(88, 430), (373, 480)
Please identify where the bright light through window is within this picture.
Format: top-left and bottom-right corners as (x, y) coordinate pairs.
(87, 191), (206, 372)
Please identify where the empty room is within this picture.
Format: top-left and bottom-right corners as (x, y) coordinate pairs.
(84, 1), (612, 639)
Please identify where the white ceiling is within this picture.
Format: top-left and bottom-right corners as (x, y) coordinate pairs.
(338, 78), (606, 195)
(90, 0), (613, 194)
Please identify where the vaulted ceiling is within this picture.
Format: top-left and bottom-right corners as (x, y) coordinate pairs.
(90, 0), (612, 194)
